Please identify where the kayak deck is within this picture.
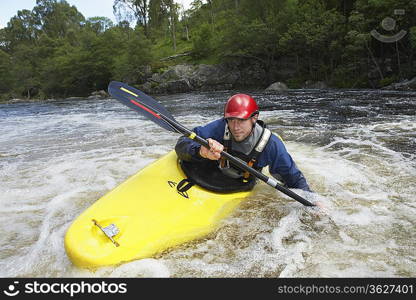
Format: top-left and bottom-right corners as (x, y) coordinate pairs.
(64, 151), (253, 268)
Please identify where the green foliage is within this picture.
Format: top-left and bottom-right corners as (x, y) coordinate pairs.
(379, 75), (398, 87)
(0, 50), (13, 95)
(410, 26), (416, 49)
(1, 0), (415, 100)
(112, 27), (154, 82)
(191, 23), (213, 59)
(0, 0), (155, 99)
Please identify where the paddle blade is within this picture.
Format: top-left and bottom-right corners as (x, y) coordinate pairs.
(108, 81), (179, 133)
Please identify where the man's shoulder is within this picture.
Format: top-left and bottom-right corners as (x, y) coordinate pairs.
(210, 118), (226, 126)
(262, 131), (287, 156)
(195, 118), (226, 139)
(267, 131), (285, 146)
(200, 118), (226, 130)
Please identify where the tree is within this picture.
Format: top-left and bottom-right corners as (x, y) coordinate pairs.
(352, 0), (416, 82)
(85, 17), (114, 34)
(2, 9), (38, 51)
(0, 50), (13, 96)
(148, 0), (168, 35)
(279, 0), (346, 81)
(10, 44), (41, 98)
(2, 0), (416, 100)
(192, 22), (213, 58)
(111, 26), (153, 83)
(114, 0), (150, 35)
(32, 0), (84, 39)
(165, 0), (179, 51)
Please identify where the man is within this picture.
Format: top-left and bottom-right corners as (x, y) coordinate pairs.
(175, 93), (312, 193)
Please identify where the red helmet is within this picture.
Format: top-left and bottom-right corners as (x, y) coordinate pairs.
(224, 94), (259, 119)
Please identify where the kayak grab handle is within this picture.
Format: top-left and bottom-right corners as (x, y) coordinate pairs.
(92, 219), (120, 247)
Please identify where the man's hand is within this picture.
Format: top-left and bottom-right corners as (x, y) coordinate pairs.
(199, 138), (224, 160)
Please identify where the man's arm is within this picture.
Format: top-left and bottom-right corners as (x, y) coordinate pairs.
(262, 135), (312, 192)
(175, 135), (203, 162)
(174, 118), (226, 162)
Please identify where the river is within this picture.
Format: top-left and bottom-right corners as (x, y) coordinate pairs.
(0, 89), (415, 277)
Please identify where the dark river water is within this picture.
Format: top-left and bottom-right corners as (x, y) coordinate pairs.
(0, 88), (415, 277)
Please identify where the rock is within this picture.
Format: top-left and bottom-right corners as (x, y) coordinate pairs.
(8, 98), (27, 103)
(151, 70), (175, 83)
(265, 82), (288, 91)
(144, 63), (242, 93)
(302, 80), (328, 89)
(88, 90), (108, 99)
(274, 57), (297, 78)
(141, 61), (272, 94)
(171, 64), (196, 77)
(189, 64), (239, 89)
(135, 65), (153, 83)
(151, 64), (195, 84)
(65, 97), (84, 101)
(236, 62), (267, 88)
(139, 82), (153, 94)
(382, 77), (416, 90)
(153, 79), (192, 94)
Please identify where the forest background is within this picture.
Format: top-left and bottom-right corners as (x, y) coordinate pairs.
(0, 0), (415, 100)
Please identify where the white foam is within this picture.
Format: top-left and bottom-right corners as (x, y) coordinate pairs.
(1, 96), (415, 277)
(106, 259), (171, 278)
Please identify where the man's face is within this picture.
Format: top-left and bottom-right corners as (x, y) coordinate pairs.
(227, 116), (257, 142)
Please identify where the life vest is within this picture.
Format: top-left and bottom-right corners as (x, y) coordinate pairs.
(219, 120), (272, 182)
(178, 120), (272, 194)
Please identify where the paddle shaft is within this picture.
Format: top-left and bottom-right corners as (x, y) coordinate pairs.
(159, 114), (315, 207)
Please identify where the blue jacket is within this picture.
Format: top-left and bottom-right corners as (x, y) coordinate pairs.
(175, 118), (311, 191)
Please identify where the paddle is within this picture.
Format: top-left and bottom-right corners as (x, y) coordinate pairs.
(108, 81), (315, 207)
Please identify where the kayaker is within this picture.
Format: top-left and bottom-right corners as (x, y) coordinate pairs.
(175, 94), (312, 192)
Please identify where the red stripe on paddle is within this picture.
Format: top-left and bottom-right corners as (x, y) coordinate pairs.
(130, 99), (161, 119)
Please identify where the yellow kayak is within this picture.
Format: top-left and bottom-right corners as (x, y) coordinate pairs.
(64, 150), (253, 268)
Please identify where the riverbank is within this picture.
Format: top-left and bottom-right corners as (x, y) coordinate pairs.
(136, 62), (416, 94)
(1, 63), (415, 104)
(0, 90), (110, 104)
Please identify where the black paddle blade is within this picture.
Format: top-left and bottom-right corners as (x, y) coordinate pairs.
(108, 81), (179, 133)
